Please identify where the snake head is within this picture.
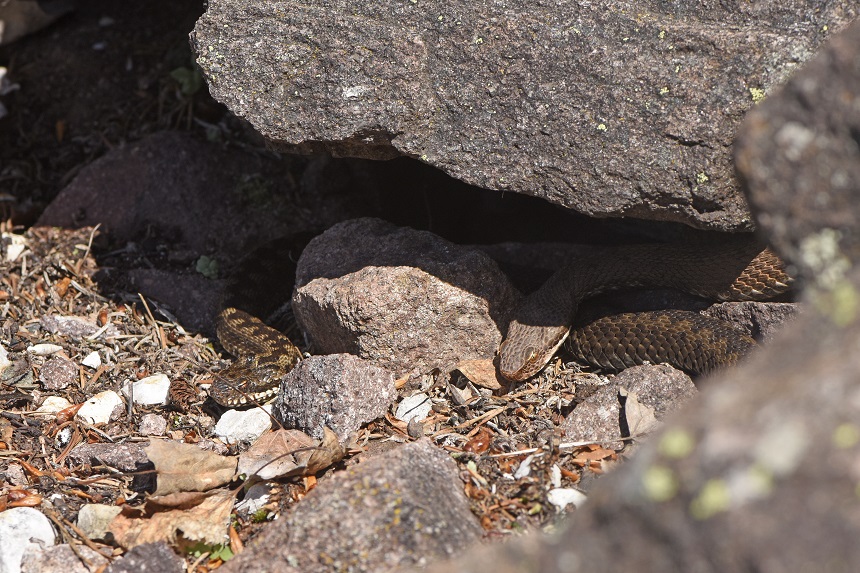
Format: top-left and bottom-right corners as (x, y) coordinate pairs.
(499, 337), (545, 382)
(499, 321), (571, 382)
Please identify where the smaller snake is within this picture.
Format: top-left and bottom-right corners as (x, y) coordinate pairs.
(209, 307), (302, 407)
(209, 234), (312, 407)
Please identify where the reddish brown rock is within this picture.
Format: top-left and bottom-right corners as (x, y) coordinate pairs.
(294, 217), (520, 377)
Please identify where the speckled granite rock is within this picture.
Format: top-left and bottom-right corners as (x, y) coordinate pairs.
(192, 0), (856, 230)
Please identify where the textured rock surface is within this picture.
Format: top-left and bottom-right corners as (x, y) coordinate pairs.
(274, 354), (397, 442)
(294, 217), (520, 376)
(192, 0), (857, 230)
(702, 301), (799, 342)
(223, 439), (483, 573)
(21, 544), (110, 573)
(562, 364), (696, 448)
(104, 542), (184, 573)
(424, 19), (860, 573)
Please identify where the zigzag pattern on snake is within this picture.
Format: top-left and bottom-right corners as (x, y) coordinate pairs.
(210, 232), (793, 406)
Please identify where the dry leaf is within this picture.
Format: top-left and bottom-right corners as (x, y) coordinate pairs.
(463, 427), (492, 454)
(145, 440), (237, 496)
(0, 418), (12, 444)
(110, 488), (235, 549)
(454, 359), (504, 390)
(572, 444), (616, 464)
(236, 427), (345, 480)
(237, 429), (317, 480)
(306, 427), (346, 474)
(619, 389), (660, 438)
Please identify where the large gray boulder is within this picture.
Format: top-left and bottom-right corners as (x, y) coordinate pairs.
(192, 0), (857, 230)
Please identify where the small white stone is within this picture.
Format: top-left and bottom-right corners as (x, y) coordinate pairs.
(76, 504), (122, 542)
(35, 396), (73, 414)
(394, 393), (432, 422)
(5, 242), (26, 262)
(235, 482), (274, 516)
(0, 344), (10, 370)
(0, 507), (56, 573)
(81, 351), (101, 369)
(76, 391), (123, 425)
(26, 344), (63, 356)
(214, 406), (273, 444)
(547, 488), (588, 511)
(121, 374), (170, 405)
(551, 463), (562, 488)
(514, 454), (536, 479)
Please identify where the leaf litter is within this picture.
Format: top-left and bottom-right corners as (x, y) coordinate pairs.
(0, 226), (631, 569)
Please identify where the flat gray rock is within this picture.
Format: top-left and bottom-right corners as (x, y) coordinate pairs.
(192, 0), (856, 230)
(222, 439), (483, 573)
(563, 364), (696, 448)
(293, 217), (520, 377)
(274, 353), (397, 442)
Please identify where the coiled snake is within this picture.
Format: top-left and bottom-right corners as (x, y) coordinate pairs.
(499, 236), (792, 381)
(209, 233), (792, 406)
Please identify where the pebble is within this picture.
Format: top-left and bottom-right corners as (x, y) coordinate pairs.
(138, 413), (168, 436)
(38, 356), (78, 390)
(82, 351), (102, 369)
(121, 374), (170, 405)
(76, 504), (122, 542)
(76, 390), (123, 425)
(35, 396), (73, 414)
(0, 344), (10, 373)
(26, 344), (63, 356)
(21, 544), (109, 573)
(394, 393), (432, 423)
(0, 507), (56, 573)
(547, 488), (588, 511)
(214, 405), (273, 444)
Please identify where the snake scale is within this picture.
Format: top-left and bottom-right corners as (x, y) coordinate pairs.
(210, 233), (792, 406)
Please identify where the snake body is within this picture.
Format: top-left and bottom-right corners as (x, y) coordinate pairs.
(210, 233), (792, 405)
(210, 307), (302, 406)
(499, 237), (792, 381)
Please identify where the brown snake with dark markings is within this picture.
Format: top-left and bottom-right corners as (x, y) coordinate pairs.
(499, 236), (792, 381)
(210, 233), (793, 406)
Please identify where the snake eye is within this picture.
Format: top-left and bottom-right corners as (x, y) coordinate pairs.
(526, 346), (538, 363)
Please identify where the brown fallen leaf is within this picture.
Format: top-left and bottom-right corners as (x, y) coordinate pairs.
(454, 359), (504, 390)
(237, 429), (317, 480)
(306, 427), (346, 474)
(237, 427), (345, 480)
(571, 444), (617, 464)
(463, 427), (492, 454)
(145, 440), (237, 496)
(110, 488), (235, 549)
